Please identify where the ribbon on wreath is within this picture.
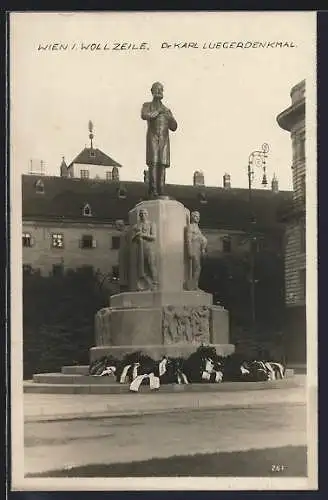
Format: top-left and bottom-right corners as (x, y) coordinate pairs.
(201, 358), (223, 383)
(119, 363), (140, 384)
(97, 366), (117, 377)
(129, 373), (160, 392)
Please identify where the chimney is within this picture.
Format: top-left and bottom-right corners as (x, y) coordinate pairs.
(193, 170), (205, 186)
(223, 173), (231, 189)
(112, 166), (120, 181)
(271, 173), (279, 193)
(60, 156), (68, 177)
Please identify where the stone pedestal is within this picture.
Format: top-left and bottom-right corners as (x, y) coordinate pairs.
(90, 198), (234, 363)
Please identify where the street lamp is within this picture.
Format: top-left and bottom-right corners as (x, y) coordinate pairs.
(247, 143), (270, 333)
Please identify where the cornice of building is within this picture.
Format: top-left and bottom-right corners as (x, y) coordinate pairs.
(276, 99), (305, 132)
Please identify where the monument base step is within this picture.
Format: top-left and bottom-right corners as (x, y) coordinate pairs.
(89, 343), (235, 363)
(24, 372), (298, 394)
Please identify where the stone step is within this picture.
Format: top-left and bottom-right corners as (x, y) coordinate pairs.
(34, 369), (295, 385)
(25, 372), (299, 394)
(61, 365), (89, 375)
(61, 365), (295, 377)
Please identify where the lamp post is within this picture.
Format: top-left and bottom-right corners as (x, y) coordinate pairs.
(247, 143), (269, 333)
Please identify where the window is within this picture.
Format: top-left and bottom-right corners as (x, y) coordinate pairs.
(80, 169), (89, 179)
(112, 265), (119, 280)
(299, 269), (306, 300)
(51, 233), (64, 248)
(198, 191), (208, 204)
(52, 264), (64, 276)
(80, 235), (96, 249)
(111, 236), (120, 250)
(89, 150), (96, 158)
(83, 204), (92, 216)
(106, 171), (112, 181)
(22, 233), (33, 247)
(222, 236), (232, 253)
(35, 179), (44, 193)
(117, 186), (127, 199)
(300, 223), (306, 254)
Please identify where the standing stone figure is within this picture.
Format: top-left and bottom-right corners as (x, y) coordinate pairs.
(185, 211), (207, 290)
(132, 208), (158, 291)
(141, 82), (178, 197)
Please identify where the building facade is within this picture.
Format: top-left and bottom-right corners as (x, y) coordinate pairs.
(277, 79), (306, 363)
(22, 171), (291, 278)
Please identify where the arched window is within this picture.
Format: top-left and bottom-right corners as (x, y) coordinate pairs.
(83, 203), (92, 216)
(198, 191), (207, 204)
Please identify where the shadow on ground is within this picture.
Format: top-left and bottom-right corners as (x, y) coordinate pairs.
(26, 445), (307, 478)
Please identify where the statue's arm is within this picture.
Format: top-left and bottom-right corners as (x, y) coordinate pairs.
(143, 222), (156, 242)
(131, 224), (141, 241)
(162, 107), (178, 131)
(185, 226), (192, 257)
(168, 113), (178, 132)
(141, 103), (159, 121)
(201, 233), (208, 254)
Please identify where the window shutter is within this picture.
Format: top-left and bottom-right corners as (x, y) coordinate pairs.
(92, 239), (97, 248)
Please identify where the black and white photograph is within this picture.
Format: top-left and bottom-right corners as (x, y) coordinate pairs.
(9, 11), (317, 490)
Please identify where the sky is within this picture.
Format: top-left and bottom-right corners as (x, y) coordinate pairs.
(10, 11), (316, 190)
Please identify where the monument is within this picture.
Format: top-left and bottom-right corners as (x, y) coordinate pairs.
(91, 83), (233, 363)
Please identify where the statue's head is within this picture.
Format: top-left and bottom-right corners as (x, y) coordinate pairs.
(151, 82), (164, 100)
(139, 208), (149, 222)
(190, 211), (200, 223)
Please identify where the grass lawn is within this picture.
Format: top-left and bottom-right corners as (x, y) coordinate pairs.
(26, 445), (307, 478)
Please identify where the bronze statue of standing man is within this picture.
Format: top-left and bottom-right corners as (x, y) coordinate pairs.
(141, 82), (178, 197)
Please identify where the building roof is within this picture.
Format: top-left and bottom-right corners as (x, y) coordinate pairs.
(22, 175), (292, 233)
(69, 147), (122, 168)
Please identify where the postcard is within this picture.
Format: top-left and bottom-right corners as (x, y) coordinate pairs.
(9, 11), (317, 491)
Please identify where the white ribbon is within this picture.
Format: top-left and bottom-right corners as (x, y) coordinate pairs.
(159, 358), (168, 377)
(269, 362), (285, 379)
(240, 365), (250, 375)
(202, 371), (211, 381)
(264, 362), (276, 380)
(132, 363), (140, 380)
(129, 373), (160, 392)
(177, 372), (188, 384)
(98, 366), (116, 377)
(215, 371), (223, 382)
(119, 364), (131, 383)
(205, 358), (215, 373)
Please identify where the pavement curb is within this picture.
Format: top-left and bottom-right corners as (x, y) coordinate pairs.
(24, 399), (306, 423)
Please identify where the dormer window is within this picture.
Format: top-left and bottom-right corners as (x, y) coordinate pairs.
(35, 179), (44, 194)
(117, 186), (127, 199)
(89, 149), (96, 158)
(83, 203), (92, 216)
(198, 191), (208, 204)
